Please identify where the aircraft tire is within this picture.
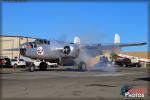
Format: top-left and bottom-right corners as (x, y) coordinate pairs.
(135, 63), (141, 67)
(78, 62), (87, 71)
(29, 65), (35, 72)
(39, 62), (48, 71)
(14, 64), (17, 68)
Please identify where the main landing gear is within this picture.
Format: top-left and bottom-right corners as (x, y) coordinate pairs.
(78, 62), (87, 71)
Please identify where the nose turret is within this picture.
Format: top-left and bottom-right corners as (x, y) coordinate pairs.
(19, 42), (31, 56)
(19, 42), (37, 57)
(20, 48), (26, 56)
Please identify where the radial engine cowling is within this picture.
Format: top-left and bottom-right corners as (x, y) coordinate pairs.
(63, 44), (80, 58)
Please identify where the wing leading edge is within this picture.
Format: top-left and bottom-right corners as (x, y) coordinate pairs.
(79, 42), (146, 57)
(80, 42), (146, 50)
(116, 42), (147, 47)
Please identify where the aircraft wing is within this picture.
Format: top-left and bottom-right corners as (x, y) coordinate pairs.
(79, 42), (146, 56)
(115, 42), (147, 47)
(80, 42), (146, 49)
(78, 34), (146, 51)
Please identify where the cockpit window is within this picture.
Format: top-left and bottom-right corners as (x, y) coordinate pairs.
(35, 39), (42, 44)
(32, 42), (37, 48)
(21, 42), (37, 48)
(25, 42), (33, 48)
(35, 39), (43, 44)
(35, 39), (50, 45)
(29, 42), (33, 48)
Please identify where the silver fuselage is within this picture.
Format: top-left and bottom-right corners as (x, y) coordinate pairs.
(21, 40), (80, 61)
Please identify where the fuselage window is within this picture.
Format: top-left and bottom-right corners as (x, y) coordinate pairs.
(37, 40), (44, 44)
(34, 43), (37, 48)
(38, 40), (43, 44)
(35, 39), (49, 45)
(47, 41), (50, 45)
(44, 40), (47, 44)
(98, 44), (101, 46)
(36, 39), (44, 44)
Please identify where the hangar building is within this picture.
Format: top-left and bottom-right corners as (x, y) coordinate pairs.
(0, 36), (35, 59)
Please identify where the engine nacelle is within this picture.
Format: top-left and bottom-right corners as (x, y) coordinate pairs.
(62, 44), (80, 58)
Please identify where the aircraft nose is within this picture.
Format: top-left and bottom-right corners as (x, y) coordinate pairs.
(20, 48), (26, 56)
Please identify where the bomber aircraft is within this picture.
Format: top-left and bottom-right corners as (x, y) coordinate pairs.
(4, 34), (146, 71)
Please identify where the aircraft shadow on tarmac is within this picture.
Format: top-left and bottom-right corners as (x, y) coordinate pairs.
(136, 77), (150, 81)
(19, 68), (83, 72)
(23, 68), (121, 72)
(86, 84), (117, 87)
(37, 68), (81, 72)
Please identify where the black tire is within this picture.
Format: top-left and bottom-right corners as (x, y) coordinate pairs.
(121, 63), (125, 67)
(39, 62), (48, 71)
(55, 64), (58, 68)
(135, 63), (138, 67)
(78, 62), (87, 71)
(29, 65), (35, 72)
(136, 63), (141, 67)
(138, 63), (141, 67)
(125, 64), (128, 67)
(14, 64), (17, 68)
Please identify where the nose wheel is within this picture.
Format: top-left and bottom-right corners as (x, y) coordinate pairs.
(29, 65), (35, 72)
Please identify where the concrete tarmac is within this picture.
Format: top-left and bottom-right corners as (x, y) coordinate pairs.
(0, 66), (149, 100)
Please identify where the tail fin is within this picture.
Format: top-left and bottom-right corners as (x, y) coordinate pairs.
(114, 33), (120, 43)
(114, 33), (121, 53)
(74, 36), (80, 44)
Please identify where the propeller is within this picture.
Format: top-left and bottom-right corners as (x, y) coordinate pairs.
(63, 46), (71, 55)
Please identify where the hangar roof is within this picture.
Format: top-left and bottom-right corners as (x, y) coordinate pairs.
(0, 35), (35, 39)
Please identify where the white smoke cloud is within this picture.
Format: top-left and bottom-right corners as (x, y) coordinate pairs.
(75, 48), (117, 72)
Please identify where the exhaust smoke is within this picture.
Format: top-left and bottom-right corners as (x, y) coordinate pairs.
(75, 48), (117, 72)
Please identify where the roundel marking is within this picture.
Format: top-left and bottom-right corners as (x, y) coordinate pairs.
(37, 47), (44, 55)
